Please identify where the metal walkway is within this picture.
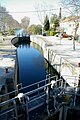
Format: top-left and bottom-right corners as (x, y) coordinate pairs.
(0, 74), (80, 120)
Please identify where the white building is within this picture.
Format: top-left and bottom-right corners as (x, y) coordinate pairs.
(60, 16), (80, 37)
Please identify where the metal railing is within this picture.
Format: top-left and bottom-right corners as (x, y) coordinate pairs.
(0, 75), (58, 120)
(0, 74), (80, 120)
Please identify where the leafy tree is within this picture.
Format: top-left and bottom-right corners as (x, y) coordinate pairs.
(44, 15), (50, 31)
(50, 14), (59, 31)
(8, 29), (15, 35)
(36, 24), (42, 34)
(28, 24), (42, 35)
(27, 24), (36, 34)
(50, 14), (57, 23)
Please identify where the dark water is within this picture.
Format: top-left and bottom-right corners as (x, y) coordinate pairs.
(17, 42), (46, 87)
(16, 41), (59, 88)
(16, 42), (59, 119)
(15, 42), (79, 120)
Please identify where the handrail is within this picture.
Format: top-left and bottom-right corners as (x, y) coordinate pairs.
(28, 93), (46, 103)
(62, 75), (79, 78)
(0, 77), (71, 107)
(19, 75), (57, 91)
(24, 83), (51, 96)
(0, 75), (57, 98)
(1, 76), (65, 105)
(0, 75), (80, 120)
(0, 107), (14, 116)
(0, 80), (51, 119)
(0, 83), (50, 106)
(0, 97), (17, 106)
(0, 89), (18, 98)
(0, 74), (78, 100)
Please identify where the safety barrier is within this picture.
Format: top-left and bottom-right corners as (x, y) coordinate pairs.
(0, 74), (80, 120)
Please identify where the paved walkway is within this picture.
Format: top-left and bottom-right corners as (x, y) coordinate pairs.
(0, 35), (80, 88)
(0, 36), (16, 87)
(31, 35), (80, 87)
(45, 36), (80, 67)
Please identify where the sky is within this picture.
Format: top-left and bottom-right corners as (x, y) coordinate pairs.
(0, 0), (61, 25)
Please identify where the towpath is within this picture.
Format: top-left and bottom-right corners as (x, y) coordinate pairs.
(0, 36), (16, 89)
(31, 35), (80, 87)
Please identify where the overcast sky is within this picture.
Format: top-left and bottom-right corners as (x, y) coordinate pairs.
(0, 0), (61, 25)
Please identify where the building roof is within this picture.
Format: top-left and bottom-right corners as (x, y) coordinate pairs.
(61, 16), (80, 23)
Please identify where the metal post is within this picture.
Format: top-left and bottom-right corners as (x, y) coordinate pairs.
(16, 85), (19, 94)
(48, 49), (50, 74)
(73, 37), (75, 51)
(73, 22), (79, 51)
(60, 33), (62, 45)
(56, 75), (58, 81)
(73, 83), (76, 107)
(74, 93), (76, 107)
(25, 96), (29, 120)
(63, 106), (68, 120)
(61, 79), (63, 88)
(37, 83), (39, 95)
(59, 57), (62, 78)
(59, 106), (63, 120)
(46, 85), (50, 115)
(13, 99), (18, 120)
(49, 74), (51, 83)
(54, 96), (56, 110)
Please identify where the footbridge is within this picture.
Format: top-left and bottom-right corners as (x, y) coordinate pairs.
(0, 74), (80, 120)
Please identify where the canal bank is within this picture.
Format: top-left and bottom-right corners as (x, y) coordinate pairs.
(12, 36), (59, 89)
(0, 35), (80, 120)
(0, 36), (16, 96)
(30, 35), (80, 87)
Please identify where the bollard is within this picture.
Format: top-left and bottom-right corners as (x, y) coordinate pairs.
(5, 67), (9, 73)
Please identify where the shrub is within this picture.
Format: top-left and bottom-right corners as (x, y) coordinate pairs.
(8, 29), (15, 35)
(49, 31), (58, 36)
(49, 31), (53, 36)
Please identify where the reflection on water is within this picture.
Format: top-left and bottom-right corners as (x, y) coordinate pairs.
(16, 42), (60, 119)
(17, 43), (46, 87)
(17, 42), (59, 88)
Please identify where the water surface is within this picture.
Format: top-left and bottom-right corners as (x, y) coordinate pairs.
(17, 43), (46, 87)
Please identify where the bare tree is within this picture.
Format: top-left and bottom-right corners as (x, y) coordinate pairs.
(61, 0), (80, 50)
(34, 1), (53, 33)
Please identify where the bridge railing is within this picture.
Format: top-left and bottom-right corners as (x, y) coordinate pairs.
(0, 75), (80, 120)
(0, 75), (57, 119)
